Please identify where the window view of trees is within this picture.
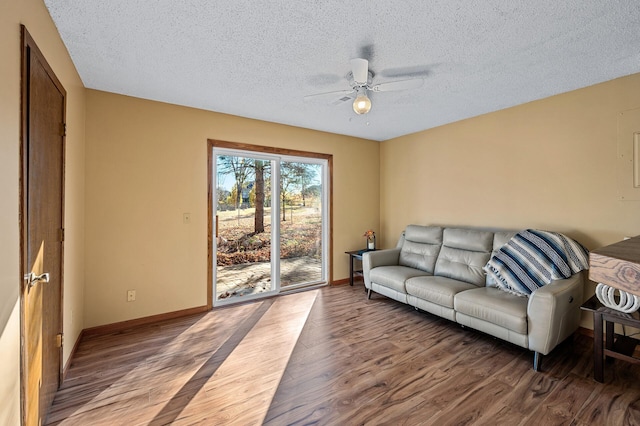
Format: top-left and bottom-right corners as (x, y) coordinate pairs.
(215, 155), (324, 299)
(210, 143), (333, 304)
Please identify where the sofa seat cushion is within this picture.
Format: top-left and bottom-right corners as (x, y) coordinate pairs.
(454, 287), (529, 334)
(369, 266), (431, 294)
(406, 276), (477, 309)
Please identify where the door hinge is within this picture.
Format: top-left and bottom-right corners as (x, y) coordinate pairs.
(56, 333), (63, 348)
(59, 228), (65, 242)
(60, 122), (66, 137)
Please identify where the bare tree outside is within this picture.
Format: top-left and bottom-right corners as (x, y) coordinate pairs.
(297, 163), (317, 207)
(254, 159), (266, 233)
(280, 162), (302, 221)
(217, 156), (254, 210)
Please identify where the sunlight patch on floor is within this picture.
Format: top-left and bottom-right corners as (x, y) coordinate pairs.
(50, 290), (318, 425)
(174, 289), (318, 424)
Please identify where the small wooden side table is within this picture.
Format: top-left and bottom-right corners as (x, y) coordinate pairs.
(581, 295), (640, 382)
(345, 249), (376, 286)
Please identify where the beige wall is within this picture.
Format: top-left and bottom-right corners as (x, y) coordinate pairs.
(380, 72), (640, 325)
(84, 90), (379, 327)
(0, 0), (86, 423)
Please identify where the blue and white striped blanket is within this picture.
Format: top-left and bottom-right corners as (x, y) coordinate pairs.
(484, 229), (589, 297)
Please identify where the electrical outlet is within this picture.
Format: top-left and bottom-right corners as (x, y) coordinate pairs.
(183, 213), (191, 224)
(127, 290), (136, 302)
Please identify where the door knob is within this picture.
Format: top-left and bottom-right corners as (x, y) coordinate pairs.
(24, 272), (50, 288)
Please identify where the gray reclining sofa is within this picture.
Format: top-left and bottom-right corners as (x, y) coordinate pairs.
(362, 225), (584, 370)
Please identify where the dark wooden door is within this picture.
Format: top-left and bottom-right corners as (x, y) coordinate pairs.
(20, 26), (66, 426)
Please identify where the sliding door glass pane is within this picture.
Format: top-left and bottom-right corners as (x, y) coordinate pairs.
(215, 155), (274, 301)
(279, 160), (323, 288)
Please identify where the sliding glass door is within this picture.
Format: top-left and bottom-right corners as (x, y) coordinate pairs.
(213, 148), (328, 306)
(214, 153), (276, 301)
(279, 160), (324, 289)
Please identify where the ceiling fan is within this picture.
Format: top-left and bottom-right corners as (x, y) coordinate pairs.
(304, 58), (424, 115)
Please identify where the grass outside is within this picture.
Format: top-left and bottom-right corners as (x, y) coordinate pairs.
(216, 204), (322, 266)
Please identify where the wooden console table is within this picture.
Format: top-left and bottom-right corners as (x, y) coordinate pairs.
(586, 235), (640, 382)
(580, 295), (640, 382)
(590, 236), (640, 298)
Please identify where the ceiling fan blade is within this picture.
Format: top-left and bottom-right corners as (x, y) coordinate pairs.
(350, 58), (369, 85)
(371, 78), (424, 92)
(304, 89), (355, 104)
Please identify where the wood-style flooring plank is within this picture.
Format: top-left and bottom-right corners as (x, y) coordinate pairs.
(46, 284), (640, 425)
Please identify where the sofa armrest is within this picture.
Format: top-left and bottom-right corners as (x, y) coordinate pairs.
(362, 248), (401, 289)
(527, 272), (585, 355)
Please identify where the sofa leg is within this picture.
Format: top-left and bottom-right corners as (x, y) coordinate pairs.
(533, 352), (542, 371)
(367, 288), (372, 299)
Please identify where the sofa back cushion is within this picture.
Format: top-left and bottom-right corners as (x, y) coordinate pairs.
(486, 231), (518, 287)
(434, 228), (493, 286)
(398, 225), (443, 273)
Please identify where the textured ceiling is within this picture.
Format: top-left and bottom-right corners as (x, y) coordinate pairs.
(44, 1), (640, 141)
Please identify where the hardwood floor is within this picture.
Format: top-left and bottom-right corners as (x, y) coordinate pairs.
(46, 284), (640, 425)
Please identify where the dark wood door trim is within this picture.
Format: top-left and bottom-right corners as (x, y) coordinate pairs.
(20, 25), (66, 425)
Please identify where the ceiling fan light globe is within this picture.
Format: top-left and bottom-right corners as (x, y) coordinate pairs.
(353, 94), (372, 114)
